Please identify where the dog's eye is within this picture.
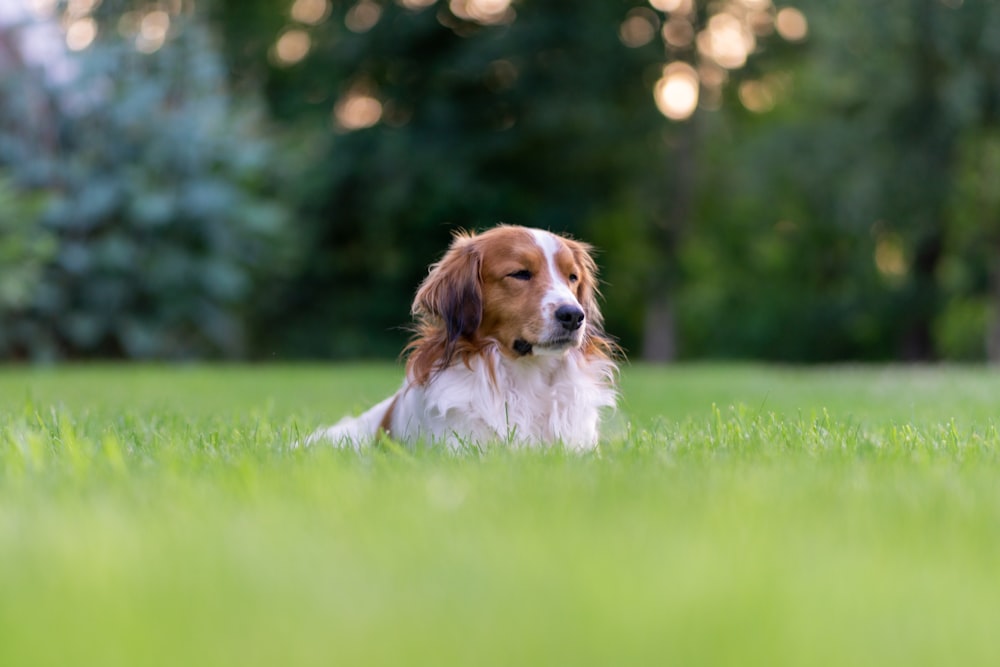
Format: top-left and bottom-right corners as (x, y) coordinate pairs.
(568, 273), (579, 283)
(507, 270), (533, 281)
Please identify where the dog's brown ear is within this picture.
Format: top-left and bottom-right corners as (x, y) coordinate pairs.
(565, 237), (604, 331)
(412, 232), (483, 346)
(564, 235), (619, 359)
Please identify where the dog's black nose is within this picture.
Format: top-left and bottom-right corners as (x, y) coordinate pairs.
(555, 304), (585, 331)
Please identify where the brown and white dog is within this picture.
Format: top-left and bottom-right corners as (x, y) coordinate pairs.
(306, 225), (618, 450)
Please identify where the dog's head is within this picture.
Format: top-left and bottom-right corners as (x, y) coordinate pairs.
(408, 225), (612, 383)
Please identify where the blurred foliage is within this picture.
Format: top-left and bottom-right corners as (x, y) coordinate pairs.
(3, 0), (1000, 362)
(0, 11), (293, 361)
(212, 0), (809, 358)
(0, 176), (55, 313)
(212, 0), (671, 357)
(672, 0), (1000, 361)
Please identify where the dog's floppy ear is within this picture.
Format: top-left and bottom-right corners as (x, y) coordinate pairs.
(564, 235), (618, 360)
(412, 232), (483, 346)
(565, 237), (604, 332)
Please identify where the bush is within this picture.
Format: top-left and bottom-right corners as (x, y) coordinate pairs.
(0, 13), (293, 361)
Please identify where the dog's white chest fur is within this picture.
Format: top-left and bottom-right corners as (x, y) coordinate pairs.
(393, 348), (616, 450)
(307, 348), (616, 451)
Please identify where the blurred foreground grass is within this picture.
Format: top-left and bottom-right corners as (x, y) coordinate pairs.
(2, 364), (1000, 666)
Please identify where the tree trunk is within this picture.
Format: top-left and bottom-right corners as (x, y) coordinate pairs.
(900, 233), (943, 362)
(642, 116), (698, 362)
(642, 292), (677, 362)
(896, 0), (952, 362)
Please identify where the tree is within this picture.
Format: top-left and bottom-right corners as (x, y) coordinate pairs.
(0, 3), (292, 360)
(629, 0), (810, 360)
(662, 0), (1000, 362)
(797, 0), (1000, 360)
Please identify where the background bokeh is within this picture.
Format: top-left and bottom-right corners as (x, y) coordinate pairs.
(2, 0), (999, 363)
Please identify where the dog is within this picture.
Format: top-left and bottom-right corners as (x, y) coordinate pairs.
(305, 224), (619, 450)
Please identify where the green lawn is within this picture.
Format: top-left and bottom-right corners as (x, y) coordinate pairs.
(2, 364), (1000, 666)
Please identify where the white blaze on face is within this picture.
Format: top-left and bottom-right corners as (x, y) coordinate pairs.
(530, 229), (581, 318)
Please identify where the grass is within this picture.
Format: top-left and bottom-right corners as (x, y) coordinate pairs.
(2, 363), (1000, 666)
